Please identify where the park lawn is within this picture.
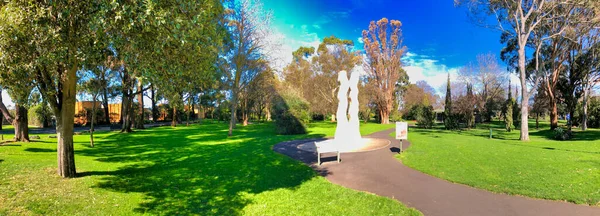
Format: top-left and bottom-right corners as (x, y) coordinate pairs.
(0, 121), (421, 215)
(397, 120), (600, 206)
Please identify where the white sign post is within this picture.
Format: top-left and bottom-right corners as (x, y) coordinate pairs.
(395, 122), (408, 153)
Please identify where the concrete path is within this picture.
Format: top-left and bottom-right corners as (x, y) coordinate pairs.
(273, 129), (600, 216)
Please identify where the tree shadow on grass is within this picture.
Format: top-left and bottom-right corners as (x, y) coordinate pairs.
(24, 148), (55, 153)
(530, 129), (600, 141)
(77, 122), (327, 215)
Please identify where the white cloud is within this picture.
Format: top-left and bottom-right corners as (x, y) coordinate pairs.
(263, 24), (321, 74)
(312, 24), (321, 29)
(357, 37), (364, 44)
(402, 51), (459, 94)
(1, 90), (14, 108)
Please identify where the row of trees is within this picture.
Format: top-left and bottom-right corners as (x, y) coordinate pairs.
(457, 0), (600, 140)
(0, 0), (282, 178)
(0, 0), (412, 178)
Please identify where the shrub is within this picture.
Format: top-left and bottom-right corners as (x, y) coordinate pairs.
(553, 127), (572, 141)
(416, 105), (435, 129)
(271, 89), (310, 135)
(28, 103), (53, 128)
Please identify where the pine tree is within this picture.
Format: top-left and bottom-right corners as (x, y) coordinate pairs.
(513, 84), (520, 128)
(505, 81), (514, 132)
(444, 73), (454, 130)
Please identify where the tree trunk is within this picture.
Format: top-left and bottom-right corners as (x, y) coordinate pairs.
(13, 104), (29, 142)
(172, 106), (177, 127)
(535, 113), (539, 130)
(56, 67), (77, 178)
(331, 114), (336, 122)
(150, 83), (158, 122)
(568, 110), (574, 132)
(41, 101), (50, 128)
(266, 104), (271, 121)
(121, 94), (132, 133)
(228, 91), (238, 136)
(582, 88), (589, 131)
(135, 79), (145, 129)
(380, 109), (390, 124)
(197, 95), (204, 124)
(102, 86), (110, 124)
(549, 100), (558, 130)
(90, 96), (96, 148)
(0, 90), (14, 124)
(242, 112), (248, 126)
(518, 45), (529, 141)
(120, 71), (133, 133)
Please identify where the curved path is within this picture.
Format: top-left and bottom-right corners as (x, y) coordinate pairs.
(273, 129), (600, 216)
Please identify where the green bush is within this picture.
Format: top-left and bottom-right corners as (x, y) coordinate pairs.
(416, 105), (435, 129)
(28, 103), (53, 127)
(271, 89), (310, 135)
(553, 127), (572, 141)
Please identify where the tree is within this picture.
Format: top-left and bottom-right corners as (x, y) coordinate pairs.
(531, 85), (549, 130)
(444, 74), (455, 129)
(0, 87), (31, 142)
(0, 1), (107, 177)
(458, 0), (585, 140)
(504, 81), (515, 132)
(79, 71), (104, 147)
(362, 18), (408, 124)
(401, 82), (439, 119)
(223, 0), (272, 136)
(455, 84), (477, 129)
(459, 53), (507, 122)
(581, 30), (600, 130)
(311, 36), (361, 119)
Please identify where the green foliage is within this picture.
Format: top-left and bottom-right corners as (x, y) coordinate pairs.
(215, 101), (231, 122)
(389, 109), (403, 122)
(582, 97), (600, 128)
(28, 103), (52, 127)
(271, 89), (310, 135)
(415, 105), (435, 129)
(317, 35), (354, 53)
(292, 46), (315, 60)
(504, 98), (514, 132)
(443, 74), (457, 130)
(512, 100), (520, 128)
(552, 127), (573, 141)
(399, 121), (600, 205)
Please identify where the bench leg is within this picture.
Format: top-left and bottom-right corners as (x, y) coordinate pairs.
(318, 152), (321, 165)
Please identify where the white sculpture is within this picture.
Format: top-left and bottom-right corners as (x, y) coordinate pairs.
(334, 69), (362, 148)
(334, 70), (350, 144)
(347, 70), (361, 144)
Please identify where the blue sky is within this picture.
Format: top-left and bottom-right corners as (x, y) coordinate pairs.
(263, 0), (508, 89)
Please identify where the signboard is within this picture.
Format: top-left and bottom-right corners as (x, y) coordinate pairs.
(396, 122), (408, 140)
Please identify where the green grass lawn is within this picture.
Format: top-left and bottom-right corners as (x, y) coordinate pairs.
(398, 120), (600, 206)
(0, 121), (420, 215)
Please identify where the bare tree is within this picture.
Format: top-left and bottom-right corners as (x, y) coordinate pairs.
(223, 0), (272, 136)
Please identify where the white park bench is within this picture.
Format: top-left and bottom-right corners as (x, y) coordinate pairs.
(315, 141), (340, 165)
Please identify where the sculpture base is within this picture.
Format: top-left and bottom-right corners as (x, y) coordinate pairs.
(297, 138), (390, 153)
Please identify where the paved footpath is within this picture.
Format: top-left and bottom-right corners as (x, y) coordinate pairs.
(273, 128), (600, 216)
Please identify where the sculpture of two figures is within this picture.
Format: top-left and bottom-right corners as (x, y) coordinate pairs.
(334, 69), (362, 150)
